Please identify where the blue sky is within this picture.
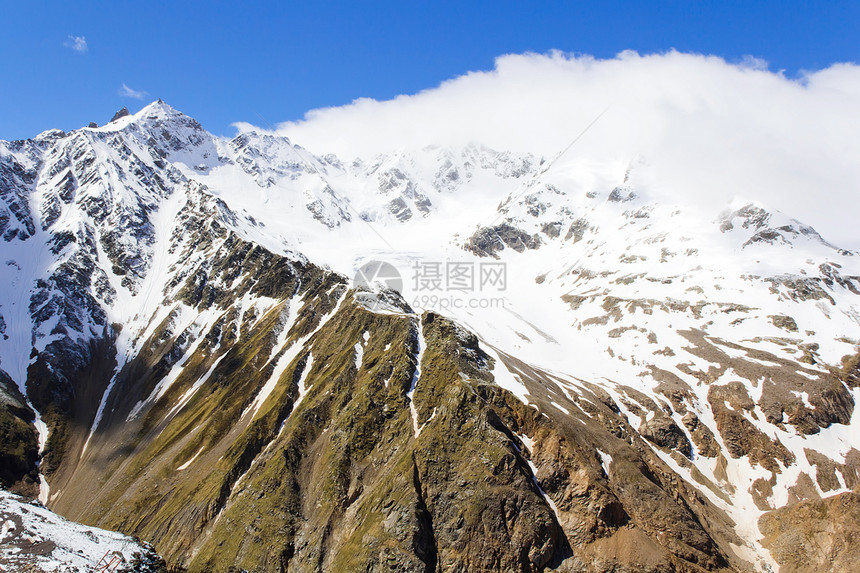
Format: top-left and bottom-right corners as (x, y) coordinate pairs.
(1, 1), (858, 140)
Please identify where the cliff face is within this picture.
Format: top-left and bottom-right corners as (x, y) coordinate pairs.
(1, 102), (859, 572)
(0, 370), (38, 496)
(759, 487), (860, 573)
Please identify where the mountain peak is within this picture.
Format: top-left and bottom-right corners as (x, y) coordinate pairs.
(134, 99), (188, 122)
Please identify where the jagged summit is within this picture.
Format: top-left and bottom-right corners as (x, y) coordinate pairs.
(136, 98), (187, 118)
(110, 106), (131, 123)
(0, 103), (858, 573)
(77, 100), (201, 137)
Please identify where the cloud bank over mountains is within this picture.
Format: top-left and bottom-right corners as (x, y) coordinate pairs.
(248, 51), (860, 249)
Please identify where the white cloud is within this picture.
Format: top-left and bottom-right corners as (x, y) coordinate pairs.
(64, 35), (88, 53)
(118, 83), (149, 100)
(737, 54), (769, 71)
(272, 51), (860, 249)
(231, 121), (259, 135)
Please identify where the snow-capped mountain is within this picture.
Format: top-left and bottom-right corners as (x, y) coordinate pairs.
(0, 101), (858, 572)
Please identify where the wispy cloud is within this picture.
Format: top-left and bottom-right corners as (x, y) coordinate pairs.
(64, 35), (88, 53)
(738, 54), (769, 71)
(118, 83), (149, 100)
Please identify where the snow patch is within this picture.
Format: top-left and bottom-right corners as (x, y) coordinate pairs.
(483, 345), (530, 404)
(177, 445), (205, 471)
(596, 448), (613, 477)
(292, 354), (315, 411)
(407, 319), (426, 438)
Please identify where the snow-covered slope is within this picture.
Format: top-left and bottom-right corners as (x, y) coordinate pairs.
(451, 154), (860, 569)
(0, 489), (163, 572)
(1, 101), (858, 572)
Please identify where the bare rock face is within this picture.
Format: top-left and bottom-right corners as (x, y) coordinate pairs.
(640, 413), (692, 458)
(607, 186), (637, 203)
(759, 488), (860, 573)
(564, 217), (589, 242)
(0, 371), (38, 496)
(836, 351), (860, 388)
(681, 412), (719, 458)
(0, 153), (37, 241)
(708, 383), (794, 472)
(466, 223), (542, 257)
(110, 107), (131, 123)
